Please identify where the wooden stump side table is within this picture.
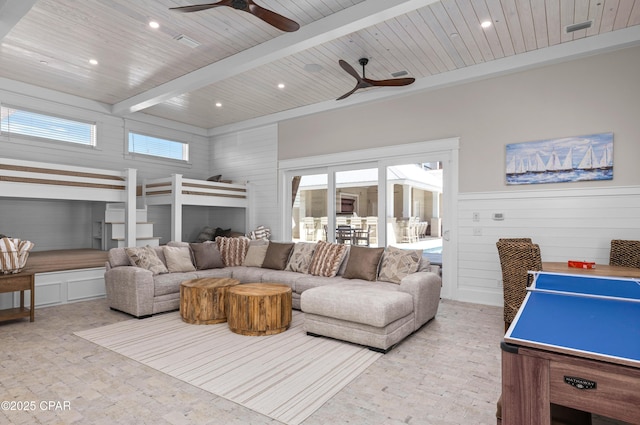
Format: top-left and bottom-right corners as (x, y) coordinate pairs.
(180, 277), (240, 325)
(227, 283), (292, 336)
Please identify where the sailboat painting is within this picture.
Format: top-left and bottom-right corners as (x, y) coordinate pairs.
(506, 132), (613, 185)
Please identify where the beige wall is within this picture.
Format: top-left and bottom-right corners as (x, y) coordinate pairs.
(279, 46), (640, 193)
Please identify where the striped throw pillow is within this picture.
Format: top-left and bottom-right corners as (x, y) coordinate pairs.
(216, 236), (250, 267)
(308, 240), (347, 277)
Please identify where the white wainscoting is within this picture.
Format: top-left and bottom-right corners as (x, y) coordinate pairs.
(456, 186), (640, 306)
(16, 268), (106, 308)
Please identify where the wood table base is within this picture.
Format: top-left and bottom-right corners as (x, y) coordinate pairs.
(180, 277), (239, 325)
(227, 283), (292, 336)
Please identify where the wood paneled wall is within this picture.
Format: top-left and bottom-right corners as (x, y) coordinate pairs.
(210, 124), (279, 238)
(456, 186), (640, 306)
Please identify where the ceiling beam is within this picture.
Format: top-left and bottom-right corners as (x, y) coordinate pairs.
(111, 0), (439, 116)
(0, 0), (38, 40)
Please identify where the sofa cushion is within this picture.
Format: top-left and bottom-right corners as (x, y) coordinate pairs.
(243, 243), (269, 267)
(262, 242), (295, 270)
(163, 246), (196, 273)
(301, 281), (413, 328)
(126, 246), (168, 275)
(285, 242), (316, 273)
(342, 246), (384, 281)
(189, 242), (224, 270)
(226, 266), (267, 283)
(378, 246), (422, 284)
(193, 268), (233, 279)
(216, 236), (250, 267)
(295, 275), (351, 293)
(308, 240), (347, 277)
(259, 269), (305, 291)
(154, 272), (198, 296)
(108, 248), (131, 267)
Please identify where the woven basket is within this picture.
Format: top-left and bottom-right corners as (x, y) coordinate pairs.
(0, 250), (31, 274)
(1, 238), (34, 274)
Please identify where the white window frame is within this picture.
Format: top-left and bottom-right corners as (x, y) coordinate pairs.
(0, 104), (96, 147)
(127, 131), (189, 162)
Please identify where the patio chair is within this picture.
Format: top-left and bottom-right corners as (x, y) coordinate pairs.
(352, 225), (370, 246)
(366, 217), (378, 245)
(609, 239), (640, 268)
(302, 217), (316, 241)
(336, 226), (353, 244)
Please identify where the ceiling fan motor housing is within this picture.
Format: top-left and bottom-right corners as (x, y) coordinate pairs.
(232, 0), (248, 9)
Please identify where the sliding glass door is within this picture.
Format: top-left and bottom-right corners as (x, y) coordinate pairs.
(289, 171), (328, 242)
(279, 137), (458, 300)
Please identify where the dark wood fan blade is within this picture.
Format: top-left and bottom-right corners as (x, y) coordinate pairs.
(248, 2), (300, 32)
(338, 60), (364, 82)
(364, 77), (415, 87)
(336, 85), (360, 101)
(169, 1), (231, 13)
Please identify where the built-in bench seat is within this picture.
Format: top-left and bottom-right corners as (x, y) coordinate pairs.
(24, 249), (108, 274)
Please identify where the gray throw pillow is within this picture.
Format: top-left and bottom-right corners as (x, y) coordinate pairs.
(342, 246), (385, 281)
(189, 242), (224, 270)
(262, 242), (295, 270)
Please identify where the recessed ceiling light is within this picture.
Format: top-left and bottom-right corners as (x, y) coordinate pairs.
(215, 102), (222, 108)
(278, 83), (285, 89)
(89, 59), (98, 65)
(149, 21), (160, 29)
(481, 21), (492, 29)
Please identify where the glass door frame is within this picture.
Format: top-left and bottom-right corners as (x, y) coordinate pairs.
(279, 137), (459, 300)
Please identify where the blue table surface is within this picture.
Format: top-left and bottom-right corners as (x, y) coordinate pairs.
(506, 273), (640, 364)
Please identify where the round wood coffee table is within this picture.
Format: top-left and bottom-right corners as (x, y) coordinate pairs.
(180, 277), (240, 324)
(226, 283), (292, 336)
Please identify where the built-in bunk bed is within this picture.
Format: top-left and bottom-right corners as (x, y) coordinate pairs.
(141, 174), (249, 242)
(0, 157), (137, 307)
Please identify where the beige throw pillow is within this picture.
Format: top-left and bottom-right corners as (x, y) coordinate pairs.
(243, 243), (269, 267)
(126, 246), (168, 275)
(378, 246), (422, 284)
(285, 242), (316, 273)
(163, 246), (196, 272)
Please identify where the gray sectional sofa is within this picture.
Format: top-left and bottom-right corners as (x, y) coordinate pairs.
(104, 238), (442, 352)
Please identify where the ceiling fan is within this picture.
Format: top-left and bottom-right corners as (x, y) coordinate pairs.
(169, 0), (300, 32)
(336, 58), (415, 100)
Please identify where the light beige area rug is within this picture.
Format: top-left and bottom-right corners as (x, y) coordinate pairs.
(75, 311), (381, 425)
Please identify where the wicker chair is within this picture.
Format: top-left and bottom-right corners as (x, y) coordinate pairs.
(496, 239), (542, 330)
(496, 239), (591, 425)
(609, 239), (640, 268)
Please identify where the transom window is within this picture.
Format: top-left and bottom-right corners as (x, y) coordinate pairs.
(0, 105), (96, 146)
(128, 132), (188, 161)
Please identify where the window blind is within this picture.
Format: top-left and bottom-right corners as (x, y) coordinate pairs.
(0, 106), (95, 146)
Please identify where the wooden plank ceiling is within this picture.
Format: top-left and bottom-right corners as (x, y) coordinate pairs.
(0, 0), (639, 130)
